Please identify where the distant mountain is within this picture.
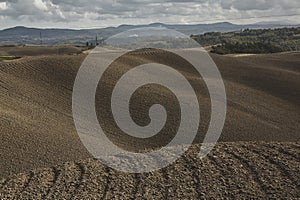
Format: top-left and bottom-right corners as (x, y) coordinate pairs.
(253, 20), (298, 25)
(0, 22), (299, 46)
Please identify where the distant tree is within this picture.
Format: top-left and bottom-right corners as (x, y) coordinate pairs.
(191, 27), (300, 54)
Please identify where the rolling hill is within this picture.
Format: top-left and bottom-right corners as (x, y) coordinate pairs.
(1, 22), (299, 46)
(0, 47), (299, 198)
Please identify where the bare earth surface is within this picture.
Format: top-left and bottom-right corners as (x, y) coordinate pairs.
(1, 142), (299, 199)
(0, 46), (299, 198)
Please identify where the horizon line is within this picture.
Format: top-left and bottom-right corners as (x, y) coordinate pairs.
(1, 21), (300, 31)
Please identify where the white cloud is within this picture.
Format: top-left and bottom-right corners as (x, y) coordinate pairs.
(0, 0), (299, 29)
(33, 0), (48, 11)
(0, 2), (7, 10)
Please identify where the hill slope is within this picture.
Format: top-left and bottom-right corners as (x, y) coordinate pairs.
(1, 22), (299, 45)
(0, 49), (299, 179)
(192, 27), (300, 54)
(1, 142), (299, 199)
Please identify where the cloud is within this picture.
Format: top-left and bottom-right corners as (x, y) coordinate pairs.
(221, 0), (300, 10)
(0, 1), (8, 10)
(0, 0), (299, 29)
(33, 0), (48, 11)
(0, 0), (66, 22)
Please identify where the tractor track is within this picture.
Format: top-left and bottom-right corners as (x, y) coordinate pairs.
(1, 142), (299, 199)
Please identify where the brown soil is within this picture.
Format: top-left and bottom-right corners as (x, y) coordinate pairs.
(1, 142), (299, 199)
(0, 48), (299, 198)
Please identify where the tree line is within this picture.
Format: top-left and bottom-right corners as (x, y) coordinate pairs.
(191, 27), (300, 54)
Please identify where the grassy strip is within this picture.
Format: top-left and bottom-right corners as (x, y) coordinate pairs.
(0, 56), (21, 60)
